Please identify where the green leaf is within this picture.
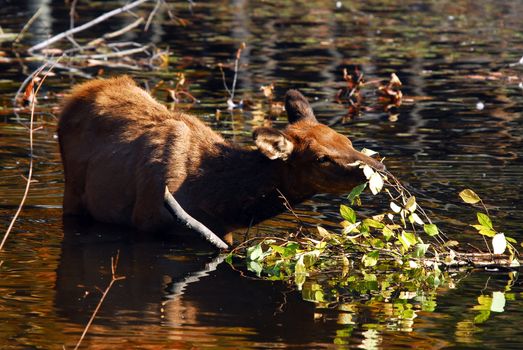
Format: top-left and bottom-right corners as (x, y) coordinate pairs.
(474, 310), (491, 324)
(340, 205), (357, 224)
(479, 228), (496, 237)
(248, 261), (263, 276)
(317, 226), (331, 239)
(477, 212), (493, 230)
(247, 244), (263, 261)
(295, 256), (307, 275)
(302, 250), (320, 268)
(399, 231), (416, 250)
(404, 231), (417, 245)
(363, 218), (385, 229)
(362, 250), (379, 267)
(423, 224), (439, 236)
(506, 236), (517, 244)
(347, 183), (367, 205)
(459, 189), (481, 204)
(382, 226), (395, 240)
(405, 196), (417, 213)
(413, 243), (430, 258)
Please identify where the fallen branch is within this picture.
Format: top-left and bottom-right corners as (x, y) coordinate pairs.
(71, 44), (151, 59)
(164, 186), (228, 250)
(29, 0), (150, 52)
(87, 17), (144, 46)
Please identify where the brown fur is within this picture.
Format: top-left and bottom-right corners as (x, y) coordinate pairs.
(58, 76), (384, 235)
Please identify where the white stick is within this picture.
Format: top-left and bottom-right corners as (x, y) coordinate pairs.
(29, 0), (150, 52)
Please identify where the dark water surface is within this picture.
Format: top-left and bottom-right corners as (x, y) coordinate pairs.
(1, 0), (523, 349)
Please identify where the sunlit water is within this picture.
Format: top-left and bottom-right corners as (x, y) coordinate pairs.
(1, 0), (523, 349)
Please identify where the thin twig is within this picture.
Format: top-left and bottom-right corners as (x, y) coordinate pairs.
(29, 0), (150, 52)
(230, 43), (246, 100)
(70, 0), (79, 31)
(276, 188), (305, 228)
(71, 44), (151, 59)
(73, 252), (126, 350)
(144, 0), (162, 31)
(0, 58), (61, 251)
(13, 6), (44, 45)
(87, 17), (144, 46)
(219, 42), (246, 108)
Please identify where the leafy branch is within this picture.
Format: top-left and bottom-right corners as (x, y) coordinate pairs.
(228, 151), (520, 299)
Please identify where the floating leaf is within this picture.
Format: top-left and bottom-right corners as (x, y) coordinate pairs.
(423, 224), (439, 236)
(490, 291), (506, 312)
(368, 172), (383, 195)
(459, 189), (481, 204)
(492, 233), (507, 255)
(347, 183), (367, 205)
(477, 212), (493, 230)
(340, 205), (356, 224)
(474, 310), (491, 324)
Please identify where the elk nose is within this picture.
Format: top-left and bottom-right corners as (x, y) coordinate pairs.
(360, 154), (386, 172)
(374, 161), (386, 172)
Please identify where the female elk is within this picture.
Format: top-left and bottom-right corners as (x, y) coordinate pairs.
(58, 76), (384, 248)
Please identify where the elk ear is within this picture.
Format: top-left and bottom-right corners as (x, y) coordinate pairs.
(285, 89), (318, 124)
(253, 127), (294, 161)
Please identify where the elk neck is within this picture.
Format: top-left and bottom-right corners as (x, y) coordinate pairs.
(179, 142), (315, 230)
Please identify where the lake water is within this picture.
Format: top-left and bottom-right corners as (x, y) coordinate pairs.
(1, 0), (523, 349)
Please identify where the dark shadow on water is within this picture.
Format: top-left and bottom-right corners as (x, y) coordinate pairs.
(54, 217), (342, 347)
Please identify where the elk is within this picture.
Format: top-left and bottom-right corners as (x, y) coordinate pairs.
(58, 76), (384, 249)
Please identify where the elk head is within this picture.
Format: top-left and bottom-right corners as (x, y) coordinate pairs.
(254, 90), (384, 196)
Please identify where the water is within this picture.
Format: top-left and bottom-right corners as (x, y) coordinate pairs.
(1, 0), (523, 348)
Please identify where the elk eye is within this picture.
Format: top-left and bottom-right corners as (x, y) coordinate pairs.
(317, 156), (330, 164)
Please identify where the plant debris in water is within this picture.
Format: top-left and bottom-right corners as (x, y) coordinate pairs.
(228, 155), (520, 305)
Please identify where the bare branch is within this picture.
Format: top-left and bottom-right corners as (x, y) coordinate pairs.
(73, 252), (125, 350)
(29, 0), (150, 52)
(13, 6), (44, 44)
(144, 0), (162, 31)
(0, 57), (62, 251)
(164, 186), (228, 250)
